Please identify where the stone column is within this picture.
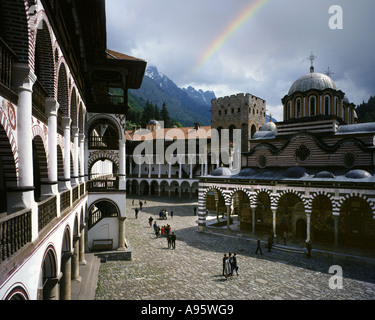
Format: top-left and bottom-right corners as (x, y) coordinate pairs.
(84, 137), (89, 180)
(71, 235), (81, 281)
(119, 139), (126, 189)
(60, 252), (72, 300)
(118, 217), (127, 251)
(168, 163), (171, 178)
(189, 163), (193, 179)
(62, 117), (72, 190)
(158, 163), (161, 178)
(72, 127), (79, 186)
(129, 156), (133, 176)
(79, 133), (85, 183)
(43, 275), (61, 300)
(45, 98), (59, 195)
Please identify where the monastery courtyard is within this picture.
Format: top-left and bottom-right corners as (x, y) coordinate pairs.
(94, 196), (375, 300)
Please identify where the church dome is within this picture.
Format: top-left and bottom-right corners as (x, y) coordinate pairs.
(345, 169), (372, 179)
(288, 68), (337, 96)
(211, 167), (232, 176)
(260, 122), (277, 132)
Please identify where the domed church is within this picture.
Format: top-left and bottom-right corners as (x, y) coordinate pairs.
(198, 64), (375, 250)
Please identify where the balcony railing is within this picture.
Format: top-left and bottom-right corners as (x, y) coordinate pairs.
(87, 178), (119, 192)
(38, 196), (57, 232)
(0, 37), (18, 102)
(60, 189), (71, 213)
(0, 209), (31, 263)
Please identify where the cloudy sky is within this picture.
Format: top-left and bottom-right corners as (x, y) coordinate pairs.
(105, 0), (375, 121)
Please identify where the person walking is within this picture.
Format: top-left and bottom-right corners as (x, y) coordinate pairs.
(255, 238), (263, 255)
(139, 200), (143, 210)
(306, 240), (312, 258)
(167, 233), (172, 249)
(170, 210), (174, 218)
(233, 252), (239, 276)
(149, 216), (153, 227)
(222, 254), (227, 275)
(224, 256), (232, 280)
(135, 208), (139, 219)
(171, 232), (176, 249)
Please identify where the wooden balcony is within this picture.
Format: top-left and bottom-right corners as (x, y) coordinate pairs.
(38, 196), (57, 232)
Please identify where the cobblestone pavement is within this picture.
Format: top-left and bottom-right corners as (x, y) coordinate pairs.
(95, 196), (375, 300)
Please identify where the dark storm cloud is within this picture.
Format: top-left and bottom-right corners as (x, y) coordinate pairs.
(106, 0), (375, 121)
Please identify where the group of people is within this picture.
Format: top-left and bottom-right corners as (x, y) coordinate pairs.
(149, 218), (177, 249)
(222, 252), (239, 280)
(159, 209), (173, 219)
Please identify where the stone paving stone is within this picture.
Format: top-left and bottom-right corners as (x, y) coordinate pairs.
(94, 196), (375, 300)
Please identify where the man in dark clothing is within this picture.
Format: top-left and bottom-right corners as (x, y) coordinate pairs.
(306, 241), (312, 258)
(167, 233), (172, 249)
(171, 232), (176, 249)
(255, 238), (263, 255)
(222, 254), (227, 275)
(135, 208), (139, 219)
(267, 236), (272, 252)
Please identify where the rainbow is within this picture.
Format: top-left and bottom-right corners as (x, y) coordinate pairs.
(192, 0), (269, 76)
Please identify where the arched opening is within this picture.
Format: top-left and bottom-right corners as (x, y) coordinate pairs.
(255, 192), (272, 233)
(139, 180), (149, 196)
(232, 191), (251, 231)
(88, 200), (119, 230)
(311, 195), (334, 243)
(32, 135), (48, 202)
(277, 193), (304, 238)
(57, 64), (69, 117)
(250, 124), (256, 138)
(339, 196), (375, 248)
(88, 119), (119, 150)
(40, 247), (58, 300)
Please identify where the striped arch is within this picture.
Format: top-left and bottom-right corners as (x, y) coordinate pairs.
(274, 189), (308, 212)
(202, 186), (229, 204)
(228, 187), (252, 203)
(310, 191), (337, 213)
(0, 103), (19, 185)
(337, 192), (375, 213)
(87, 150), (120, 175)
(86, 114), (123, 140)
(253, 188), (273, 207)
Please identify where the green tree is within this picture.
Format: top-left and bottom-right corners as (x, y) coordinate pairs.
(141, 100), (155, 127)
(160, 102), (171, 128)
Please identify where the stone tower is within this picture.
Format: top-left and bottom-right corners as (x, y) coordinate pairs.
(211, 93), (266, 152)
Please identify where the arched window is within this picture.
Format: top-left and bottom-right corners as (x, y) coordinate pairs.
(295, 98), (301, 118)
(309, 96), (316, 116)
(334, 97), (339, 116)
(324, 95), (330, 115)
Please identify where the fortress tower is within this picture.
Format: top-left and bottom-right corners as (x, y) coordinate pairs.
(211, 93), (266, 152)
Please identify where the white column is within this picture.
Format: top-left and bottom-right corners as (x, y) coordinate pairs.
(119, 139), (126, 190)
(306, 213), (311, 242)
(45, 98), (59, 195)
(84, 137), (89, 180)
(62, 117), (72, 190)
(158, 163), (161, 178)
(129, 156), (133, 176)
(272, 209), (277, 238)
(79, 133), (85, 183)
(189, 163), (193, 179)
(168, 163), (171, 179)
(179, 161), (182, 179)
(13, 64), (37, 206)
(72, 127), (79, 186)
